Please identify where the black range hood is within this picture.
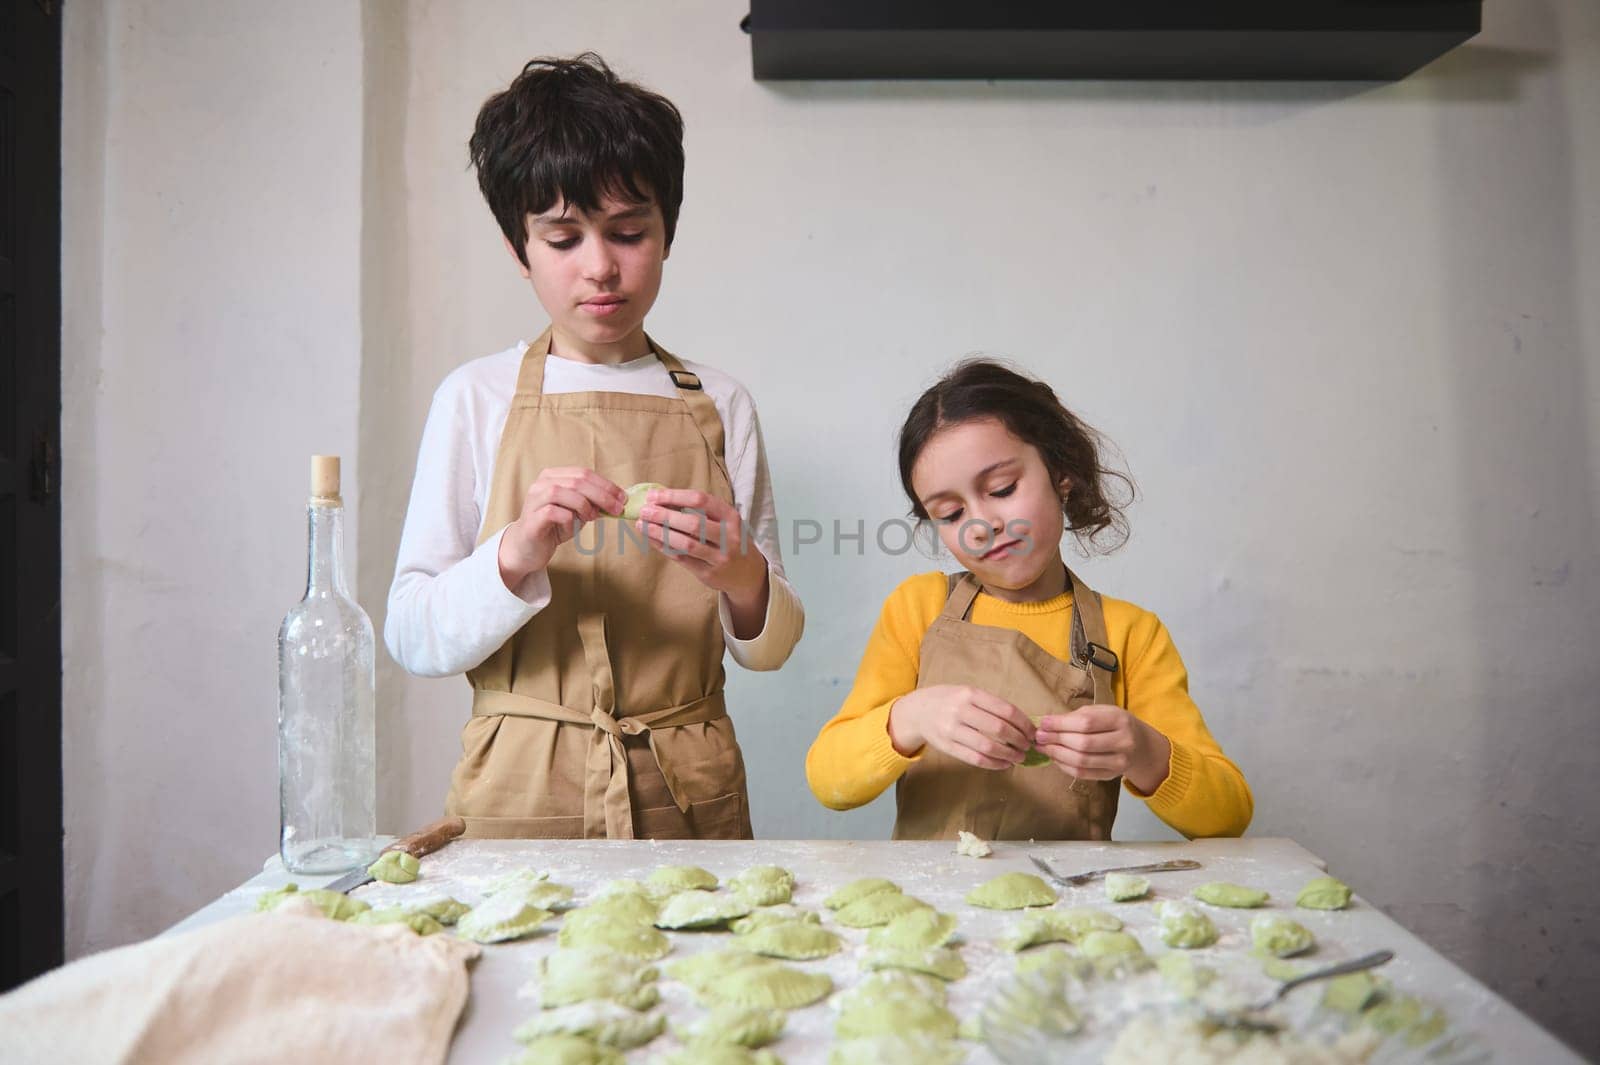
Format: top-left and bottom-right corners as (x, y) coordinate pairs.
(745, 1), (1482, 82)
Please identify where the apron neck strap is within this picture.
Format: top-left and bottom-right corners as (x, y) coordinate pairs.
(941, 572), (983, 620)
(1066, 566), (1120, 704)
(655, 346), (732, 486)
(515, 327), (556, 398)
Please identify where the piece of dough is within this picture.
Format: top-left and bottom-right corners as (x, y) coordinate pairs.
(605, 482), (667, 522)
(954, 831), (992, 858)
(367, 850), (420, 884)
(965, 872), (1057, 910)
(999, 907), (1120, 952)
(827, 1034), (966, 1065)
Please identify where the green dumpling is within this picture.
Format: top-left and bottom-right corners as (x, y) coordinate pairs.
(653, 889), (752, 931)
(605, 482), (667, 522)
(833, 891), (931, 929)
(824, 878), (900, 910)
(456, 892), (554, 944)
(673, 1003), (786, 1048)
(1296, 875), (1354, 911)
(503, 1033), (623, 1065)
(1156, 902), (1218, 949)
(866, 909), (958, 951)
(348, 908), (442, 935)
(836, 993), (958, 1039)
(1250, 913), (1315, 958)
(1191, 882), (1269, 908)
(511, 1001), (665, 1049)
(965, 872), (1057, 910)
(861, 946), (967, 982)
(701, 964), (833, 1009)
(729, 866), (796, 907)
(738, 921), (842, 960)
(648, 864), (720, 893)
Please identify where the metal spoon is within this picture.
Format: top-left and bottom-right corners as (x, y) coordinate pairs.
(1205, 949), (1395, 1033)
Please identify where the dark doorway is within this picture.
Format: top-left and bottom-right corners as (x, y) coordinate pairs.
(0, 0), (64, 990)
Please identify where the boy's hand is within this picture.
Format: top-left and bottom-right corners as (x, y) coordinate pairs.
(886, 685), (1036, 769)
(636, 489), (770, 637)
(497, 467), (627, 590)
(1033, 705), (1172, 794)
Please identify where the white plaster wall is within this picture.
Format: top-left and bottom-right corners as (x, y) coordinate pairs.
(63, 0), (1599, 1057)
(61, 0), (368, 953)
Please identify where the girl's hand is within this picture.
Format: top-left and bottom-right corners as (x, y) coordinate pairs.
(1033, 705), (1172, 793)
(636, 489), (770, 635)
(887, 685), (1037, 770)
(498, 467), (627, 589)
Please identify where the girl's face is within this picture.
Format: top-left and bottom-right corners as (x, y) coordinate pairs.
(911, 417), (1069, 601)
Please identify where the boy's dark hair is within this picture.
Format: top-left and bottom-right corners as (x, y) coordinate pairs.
(898, 359), (1135, 553)
(470, 53), (685, 265)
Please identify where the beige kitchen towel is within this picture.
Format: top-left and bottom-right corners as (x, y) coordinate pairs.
(0, 901), (481, 1064)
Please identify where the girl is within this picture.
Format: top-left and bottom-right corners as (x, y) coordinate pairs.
(805, 360), (1251, 840)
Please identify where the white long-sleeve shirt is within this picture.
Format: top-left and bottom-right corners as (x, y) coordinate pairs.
(385, 340), (805, 679)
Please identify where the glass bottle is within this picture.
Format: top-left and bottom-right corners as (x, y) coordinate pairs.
(277, 455), (379, 873)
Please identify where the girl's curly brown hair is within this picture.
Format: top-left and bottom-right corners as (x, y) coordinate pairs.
(898, 359), (1135, 554)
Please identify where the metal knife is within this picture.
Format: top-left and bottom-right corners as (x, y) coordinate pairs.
(324, 815), (466, 895)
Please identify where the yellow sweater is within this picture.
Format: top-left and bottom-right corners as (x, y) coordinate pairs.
(805, 572), (1253, 839)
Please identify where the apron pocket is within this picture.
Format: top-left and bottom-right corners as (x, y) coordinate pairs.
(636, 790), (749, 841)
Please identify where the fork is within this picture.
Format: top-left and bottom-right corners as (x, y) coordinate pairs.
(1204, 949), (1396, 1032)
(1029, 854), (1202, 886)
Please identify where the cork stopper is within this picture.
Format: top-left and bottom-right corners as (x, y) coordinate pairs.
(310, 455), (342, 504)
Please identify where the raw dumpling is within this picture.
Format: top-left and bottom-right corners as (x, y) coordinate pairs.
(1103, 873), (1150, 902)
(999, 907), (1121, 952)
(865, 909), (958, 951)
(654, 890), (752, 931)
(832, 892), (931, 929)
(656, 1047), (782, 1065)
(456, 893), (554, 944)
(647, 865), (719, 893)
(511, 1001), (665, 1049)
(529, 947), (661, 1011)
(1157, 952), (1216, 998)
(835, 993), (958, 1039)
(1251, 914), (1315, 958)
(823, 878), (899, 910)
(827, 1034), (966, 1065)
(861, 946), (967, 982)
(729, 866), (795, 907)
(965, 872), (1057, 910)
(674, 1003), (786, 1048)
(1156, 902), (1218, 949)
(402, 894), (470, 925)
(1191, 882), (1269, 908)
(488, 867), (552, 893)
(835, 969), (949, 1009)
(504, 1033), (623, 1065)
(348, 908), (442, 935)
(665, 949), (775, 993)
(367, 850), (420, 884)
(1296, 875), (1354, 911)
(560, 907), (672, 960)
(702, 964), (834, 1009)
(259, 885), (369, 922)
(504, 880), (576, 912)
(739, 921), (842, 960)
(731, 907), (820, 935)
(1079, 930), (1145, 960)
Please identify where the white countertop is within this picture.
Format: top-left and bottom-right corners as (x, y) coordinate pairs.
(171, 837), (1580, 1064)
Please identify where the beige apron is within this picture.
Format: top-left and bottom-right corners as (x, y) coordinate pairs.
(445, 328), (754, 840)
(892, 568), (1122, 841)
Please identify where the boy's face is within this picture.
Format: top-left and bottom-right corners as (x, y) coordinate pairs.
(912, 417), (1069, 599)
(509, 192), (669, 362)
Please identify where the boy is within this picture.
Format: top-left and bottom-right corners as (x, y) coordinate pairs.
(386, 54), (804, 839)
